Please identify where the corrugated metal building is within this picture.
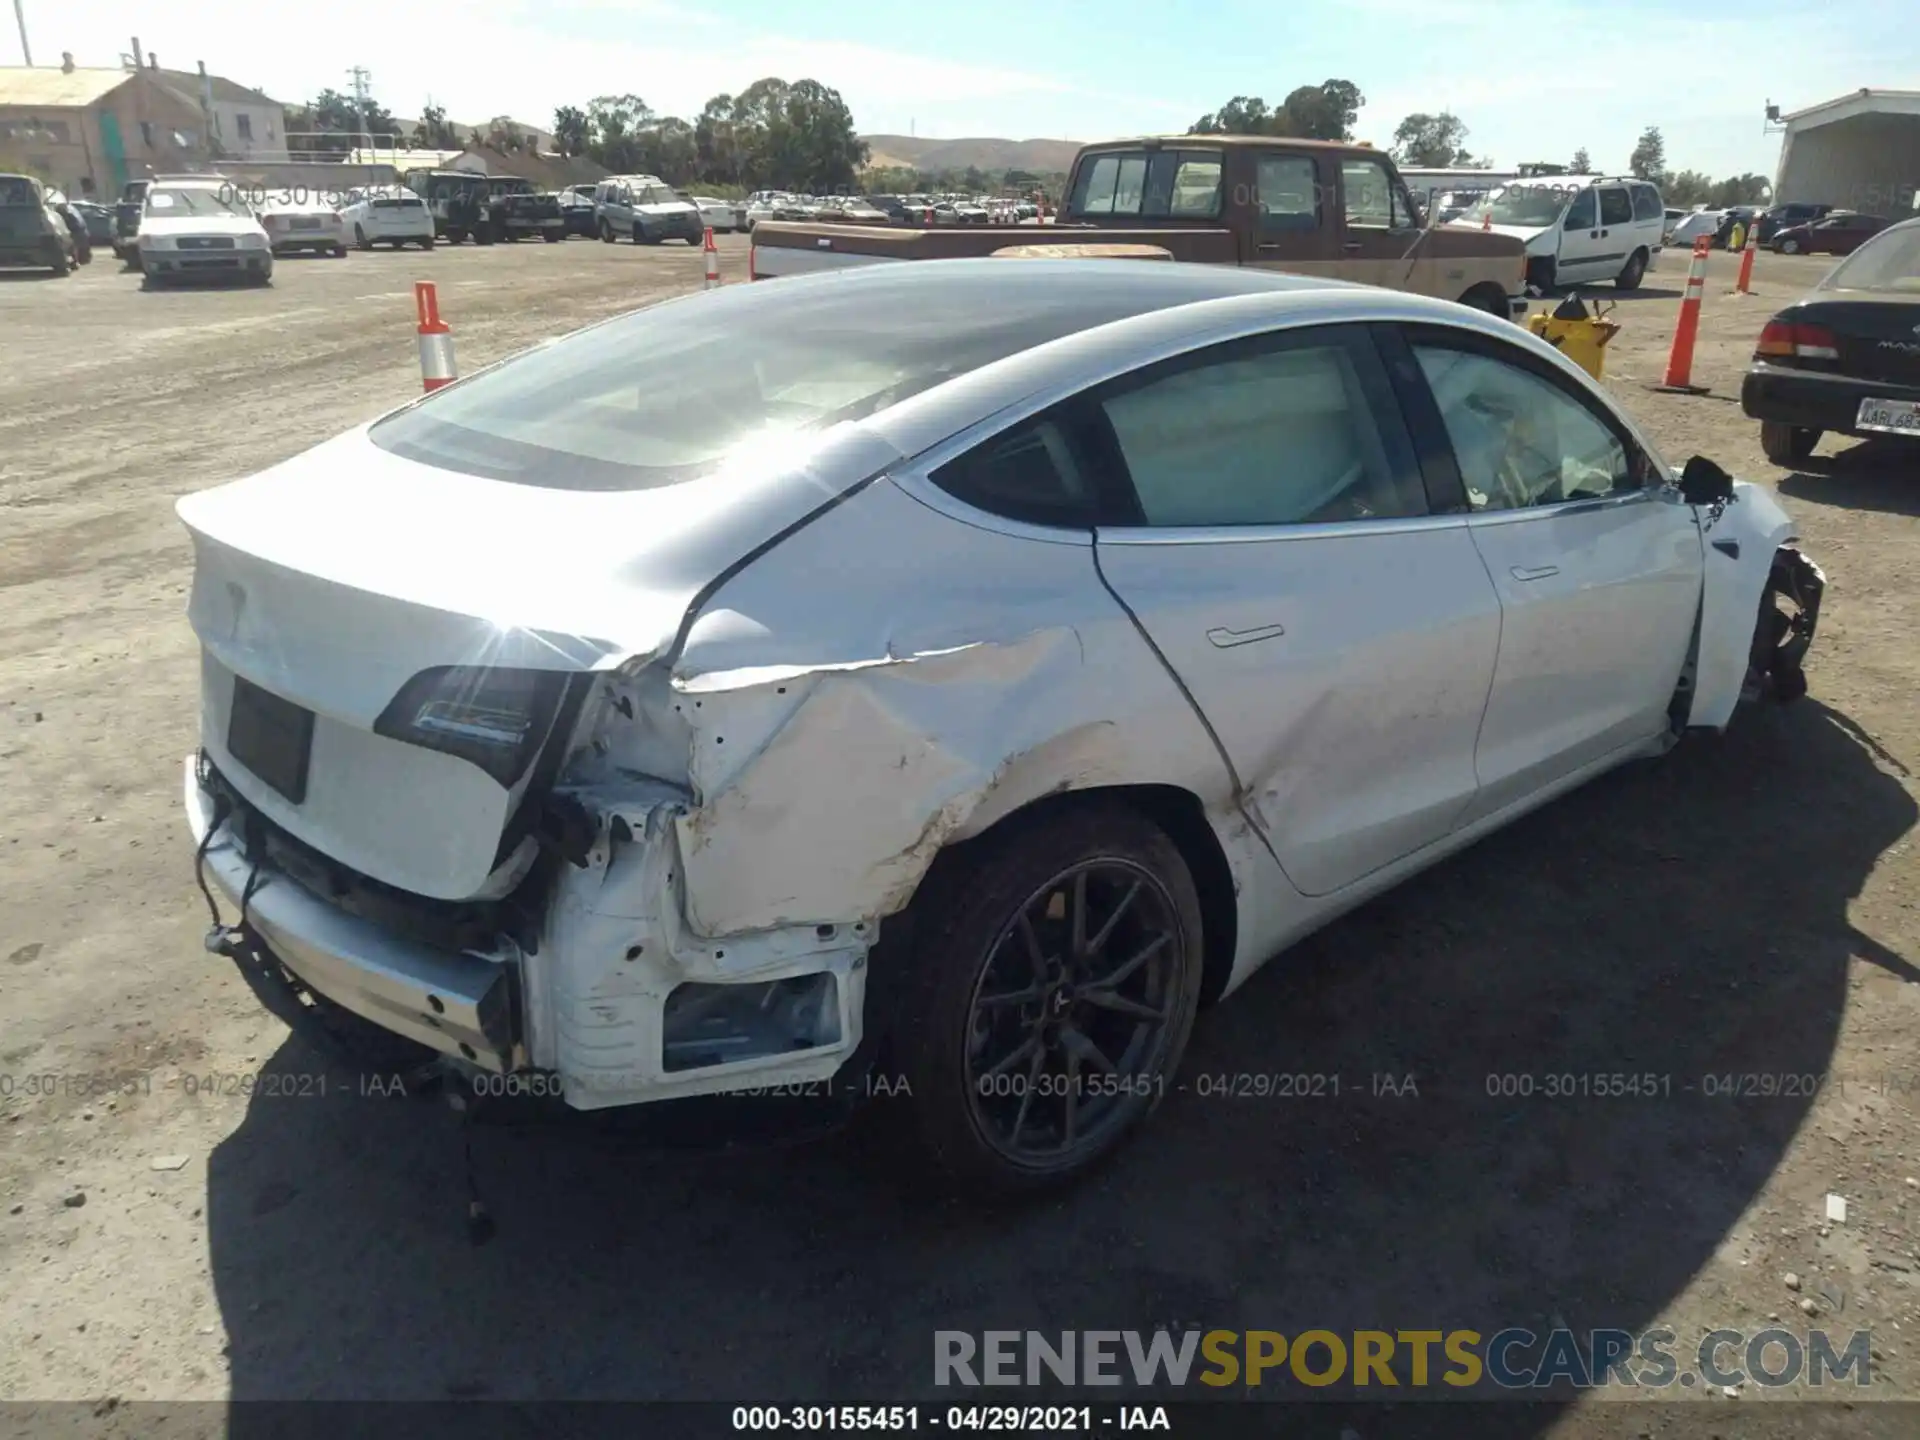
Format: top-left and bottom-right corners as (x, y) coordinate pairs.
(1773, 89), (1920, 215)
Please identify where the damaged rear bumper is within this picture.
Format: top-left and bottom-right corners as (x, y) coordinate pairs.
(185, 757), (518, 1070)
(184, 756), (872, 1107)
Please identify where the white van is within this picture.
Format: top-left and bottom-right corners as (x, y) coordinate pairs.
(1468, 175), (1667, 291)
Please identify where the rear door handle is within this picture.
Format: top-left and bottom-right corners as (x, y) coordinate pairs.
(1207, 623), (1287, 648)
(1510, 565), (1560, 582)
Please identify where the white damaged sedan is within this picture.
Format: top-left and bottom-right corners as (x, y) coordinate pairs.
(181, 261), (1823, 1193)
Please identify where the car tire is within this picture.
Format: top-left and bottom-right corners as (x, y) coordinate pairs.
(355, 225), (372, 251)
(446, 228), (466, 245)
(1760, 421), (1820, 466)
(543, 229), (562, 242)
(419, 236), (435, 249)
(1780, 237), (1801, 255)
(599, 220), (615, 243)
(49, 248), (72, 277)
(1458, 282), (1510, 318)
(332, 244), (348, 258)
(888, 800), (1205, 1197)
(1614, 248), (1649, 290)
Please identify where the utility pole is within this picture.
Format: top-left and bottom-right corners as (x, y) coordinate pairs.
(348, 65), (371, 149)
(12, 0), (32, 67)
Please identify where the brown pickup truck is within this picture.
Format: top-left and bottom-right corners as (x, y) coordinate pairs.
(749, 135), (1530, 319)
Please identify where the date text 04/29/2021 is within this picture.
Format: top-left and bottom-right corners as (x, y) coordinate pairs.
(730, 1407), (1167, 1432)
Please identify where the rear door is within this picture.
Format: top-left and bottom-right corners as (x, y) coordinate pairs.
(1337, 154), (1430, 294)
(1399, 326), (1703, 821)
(1089, 323), (1502, 897)
(1246, 149), (1339, 279)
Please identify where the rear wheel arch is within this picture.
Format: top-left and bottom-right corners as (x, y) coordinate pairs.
(894, 782), (1238, 1010)
(1457, 281), (1511, 318)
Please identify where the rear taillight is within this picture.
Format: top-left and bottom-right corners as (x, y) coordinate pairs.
(374, 666), (569, 787)
(1756, 319), (1840, 362)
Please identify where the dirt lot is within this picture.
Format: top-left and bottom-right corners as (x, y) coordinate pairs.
(2, 239), (1917, 1435)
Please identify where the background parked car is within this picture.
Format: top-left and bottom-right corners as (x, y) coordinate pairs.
(0, 173), (78, 276)
(339, 188), (436, 250)
(136, 178), (273, 286)
(1771, 212), (1890, 256)
(597, 178), (703, 244)
(556, 186), (598, 238)
(58, 195), (116, 247)
(1756, 202), (1833, 243)
(43, 190), (94, 265)
(1742, 215), (1920, 463)
(485, 178), (566, 243)
(1712, 206), (1760, 249)
(1666, 210), (1725, 249)
(691, 195), (745, 233)
(258, 197), (350, 257)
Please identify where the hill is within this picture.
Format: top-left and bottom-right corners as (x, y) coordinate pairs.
(859, 135), (1084, 175)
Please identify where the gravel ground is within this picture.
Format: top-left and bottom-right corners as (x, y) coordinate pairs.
(1, 238), (1917, 1438)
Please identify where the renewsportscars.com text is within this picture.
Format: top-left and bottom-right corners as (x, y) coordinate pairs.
(934, 1328), (1872, 1391)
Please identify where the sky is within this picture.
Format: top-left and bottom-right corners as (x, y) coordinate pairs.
(10, 0), (1919, 180)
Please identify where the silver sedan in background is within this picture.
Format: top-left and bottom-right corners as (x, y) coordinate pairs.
(179, 262), (1822, 1196)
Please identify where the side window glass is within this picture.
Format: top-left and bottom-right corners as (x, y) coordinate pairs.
(1341, 159), (1398, 229)
(1101, 337), (1426, 527)
(1255, 155), (1320, 233)
(1412, 345), (1635, 511)
(929, 416), (1098, 529)
(1631, 184), (1663, 221)
(1599, 187), (1633, 226)
(1565, 189), (1596, 229)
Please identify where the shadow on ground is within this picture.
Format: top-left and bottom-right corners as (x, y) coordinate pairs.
(1779, 441), (1920, 517)
(203, 700), (1913, 1431)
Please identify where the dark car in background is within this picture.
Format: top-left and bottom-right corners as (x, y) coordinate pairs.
(400, 169), (495, 245)
(112, 177), (151, 263)
(0, 173), (79, 276)
(485, 177), (565, 243)
(556, 184), (598, 237)
(1741, 215), (1920, 464)
(62, 196), (115, 246)
(1712, 206), (1760, 249)
(1756, 202), (1833, 243)
(1771, 211), (1890, 257)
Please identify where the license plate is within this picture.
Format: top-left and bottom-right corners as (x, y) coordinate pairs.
(227, 676), (314, 805)
(291, 217), (320, 230)
(1857, 397), (1920, 435)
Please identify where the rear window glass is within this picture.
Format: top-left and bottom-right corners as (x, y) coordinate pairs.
(1820, 222), (1920, 293)
(0, 176), (38, 206)
(1068, 150), (1223, 220)
(369, 265), (1273, 491)
(1599, 188), (1633, 226)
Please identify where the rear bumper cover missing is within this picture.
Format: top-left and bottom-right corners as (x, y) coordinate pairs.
(184, 756), (517, 1070)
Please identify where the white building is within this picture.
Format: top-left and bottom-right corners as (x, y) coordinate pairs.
(1772, 89), (1920, 214)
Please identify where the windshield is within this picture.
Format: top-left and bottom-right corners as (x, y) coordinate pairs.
(147, 186), (249, 218)
(368, 264), (1295, 491)
(1067, 149), (1223, 221)
(1820, 221), (1920, 293)
(1478, 182), (1577, 228)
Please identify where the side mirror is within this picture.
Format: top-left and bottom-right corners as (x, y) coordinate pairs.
(1678, 455), (1735, 507)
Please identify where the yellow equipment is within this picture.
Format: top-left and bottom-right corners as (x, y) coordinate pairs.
(1526, 294), (1621, 381)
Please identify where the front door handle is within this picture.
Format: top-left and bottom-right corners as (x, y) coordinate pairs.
(1207, 623), (1287, 649)
(1510, 564), (1560, 582)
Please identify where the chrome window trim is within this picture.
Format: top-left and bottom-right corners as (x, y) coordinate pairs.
(1096, 512), (1469, 547)
(1466, 487), (1664, 527)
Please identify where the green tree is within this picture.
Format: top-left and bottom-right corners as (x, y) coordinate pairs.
(1570, 146), (1591, 173)
(552, 105), (589, 159)
(1628, 126), (1666, 181)
(1189, 95), (1278, 134)
(1663, 169), (1712, 207)
(411, 103), (458, 149)
(1708, 173), (1771, 207)
(1391, 112), (1473, 166)
(1280, 80), (1364, 141)
(294, 87), (400, 144)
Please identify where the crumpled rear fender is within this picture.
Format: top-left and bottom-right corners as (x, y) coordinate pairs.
(1686, 481), (1825, 730)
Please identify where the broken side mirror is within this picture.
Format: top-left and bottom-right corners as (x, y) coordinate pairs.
(1678, 455), (1735, 508)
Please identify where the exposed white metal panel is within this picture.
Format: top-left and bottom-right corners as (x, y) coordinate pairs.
(1776, 110), (1920, 211)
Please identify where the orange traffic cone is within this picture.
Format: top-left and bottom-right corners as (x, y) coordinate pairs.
(702, 226), (720, 289)
(1655, 237), (1713, 393)
(1734, 225), (1758, 295)
(414, 281), (455, 393)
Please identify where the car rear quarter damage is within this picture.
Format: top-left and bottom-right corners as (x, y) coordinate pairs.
(407, 476), (1245, 1109)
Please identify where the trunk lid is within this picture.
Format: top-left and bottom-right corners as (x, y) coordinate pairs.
(1793, 293), (1920, 387)
(179, 421), (899, 898)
